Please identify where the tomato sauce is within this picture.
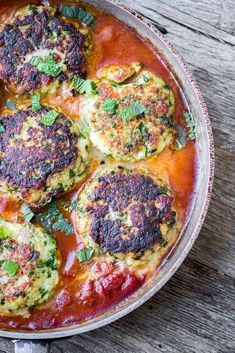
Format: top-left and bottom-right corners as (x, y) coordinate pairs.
(0, 0), (197, 330)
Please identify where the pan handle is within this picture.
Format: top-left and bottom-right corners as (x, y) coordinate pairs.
(13, 340), (49, 353)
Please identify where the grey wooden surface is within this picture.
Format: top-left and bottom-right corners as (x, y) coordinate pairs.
(1, 0), (235, 352)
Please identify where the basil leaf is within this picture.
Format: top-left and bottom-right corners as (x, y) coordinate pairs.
(31, 55), (62, 77)
(40, 109), (59, 126)
(184, 111), (196, 140)
(76, 246), (94, 262)
(3, 261), (19, 277)
(21, 204), (35, 222)
(120, 101), (148, 122)
(72, 76), (97, 95)
(31, 94), (41, 112)
(61, 6), (94, 27)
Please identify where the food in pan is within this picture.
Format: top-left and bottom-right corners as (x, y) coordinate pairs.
(0, 5), (89, 94)
(79, 67), (175, 161)
(76, 166), (177, 254)
(0, 219), (59, 316)
(0, 105), (89, 206)
(0, 1), (197, 331)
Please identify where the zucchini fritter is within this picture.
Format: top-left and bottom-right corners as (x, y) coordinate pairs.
(75, 166), (177, 254)
(0, 106), (89, 206)
(0, 219), (59, 317)
(0, 5), (87, 94)
(79, 67), (175, 161)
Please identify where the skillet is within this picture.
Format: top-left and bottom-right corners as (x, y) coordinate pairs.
(0, 0), (214, 351)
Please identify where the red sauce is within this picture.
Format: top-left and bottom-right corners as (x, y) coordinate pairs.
(0, 0), (197, 330)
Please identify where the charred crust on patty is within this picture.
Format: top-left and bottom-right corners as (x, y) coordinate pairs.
(76, 167), (177, 254)
(0, 106), (89, 205)
(0, 6), (87, 93)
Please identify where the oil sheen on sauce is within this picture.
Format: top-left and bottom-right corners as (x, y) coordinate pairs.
(0, 0), (197, 330)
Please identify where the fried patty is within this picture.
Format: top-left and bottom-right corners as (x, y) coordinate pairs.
(79, 66), (175, 161)
(75, 166), (177, 254)
(0, 5), (87, 94)
(0, 219), (59, 316)
(0, 106), (89, 206)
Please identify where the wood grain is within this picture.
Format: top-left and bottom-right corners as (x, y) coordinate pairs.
(1, 1), (235, 352)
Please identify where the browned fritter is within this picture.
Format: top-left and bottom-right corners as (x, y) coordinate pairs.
(0, 6), (87, 94)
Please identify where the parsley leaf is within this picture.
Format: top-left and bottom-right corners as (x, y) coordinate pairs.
(6, 100), (16, 111)
(184, 111), (196, 140)
(159, 235), (169, 248)
(0, 225), (11, 240)
(31, 55), (62, 77)
(21, 204), (35, 222)
(72, 76), (97, 95)
(40, 109), (59, 126)
(0, 123), (5, 133)
(61, 6), (95, 27)
(31, 94), (41, 112)
(120, 101), (148, 122)
(76, 246), (94, 262)
(103, 98), (118, 113)
(3, 261), (19, 277)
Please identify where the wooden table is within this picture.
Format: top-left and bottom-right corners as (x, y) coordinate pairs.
(1, 1), (234, 352)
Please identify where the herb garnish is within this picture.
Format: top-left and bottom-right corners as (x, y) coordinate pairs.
(120, 101), (148, 122)
(40, 109), (59, 126)
(31, 55), (62, 77)
(76, 246), (94, 262)
(72, 76), (97, 95)
(184, 111), (196, 140)
(0, 123), (5, 133)
(6, 100), (16, 111)
(36, 200), (73, 236)
(0, 225), (11, 240)
(61, 6), (95, 27)
(31, 94), (41, 112)
(159, 235), (169, 248)
(103, 98), (118, 115)
(21, 204), (35, 222)
(175, 125), (188, 150)
(3, 260), (19, 277)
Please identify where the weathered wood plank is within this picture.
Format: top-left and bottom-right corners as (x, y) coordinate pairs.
(50, 258), (235, 353)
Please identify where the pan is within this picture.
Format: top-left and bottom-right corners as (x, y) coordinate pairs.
(0, 0), (214, 351)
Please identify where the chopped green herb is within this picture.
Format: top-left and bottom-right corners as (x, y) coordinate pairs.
(184, 111), (196, 140)
(61, 6), (95, 27)
(36, 200), (73, 236)
(0, 123), (5, 133)
(159, 235), (169, 248)
(6, 100), (16, 111)
(40, 109), (59, 126)
(0, 225), (11, 240)
(103, 98), (118, 113)
(31, 55), (62, 77)
(142, 74), (149, 83)
(3, 261), (19, 277)
(31, 94), (41, 112)
(72, 76), (97, 95)
(120, 101), (148, 122)
(76, 246), (94, 262)
(21, 204), (35, 222)
(159, 186), (170, 195)
(52, 218), (73, 236)
(69, 169), (75, 178)
(175, 125), (188, 150)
